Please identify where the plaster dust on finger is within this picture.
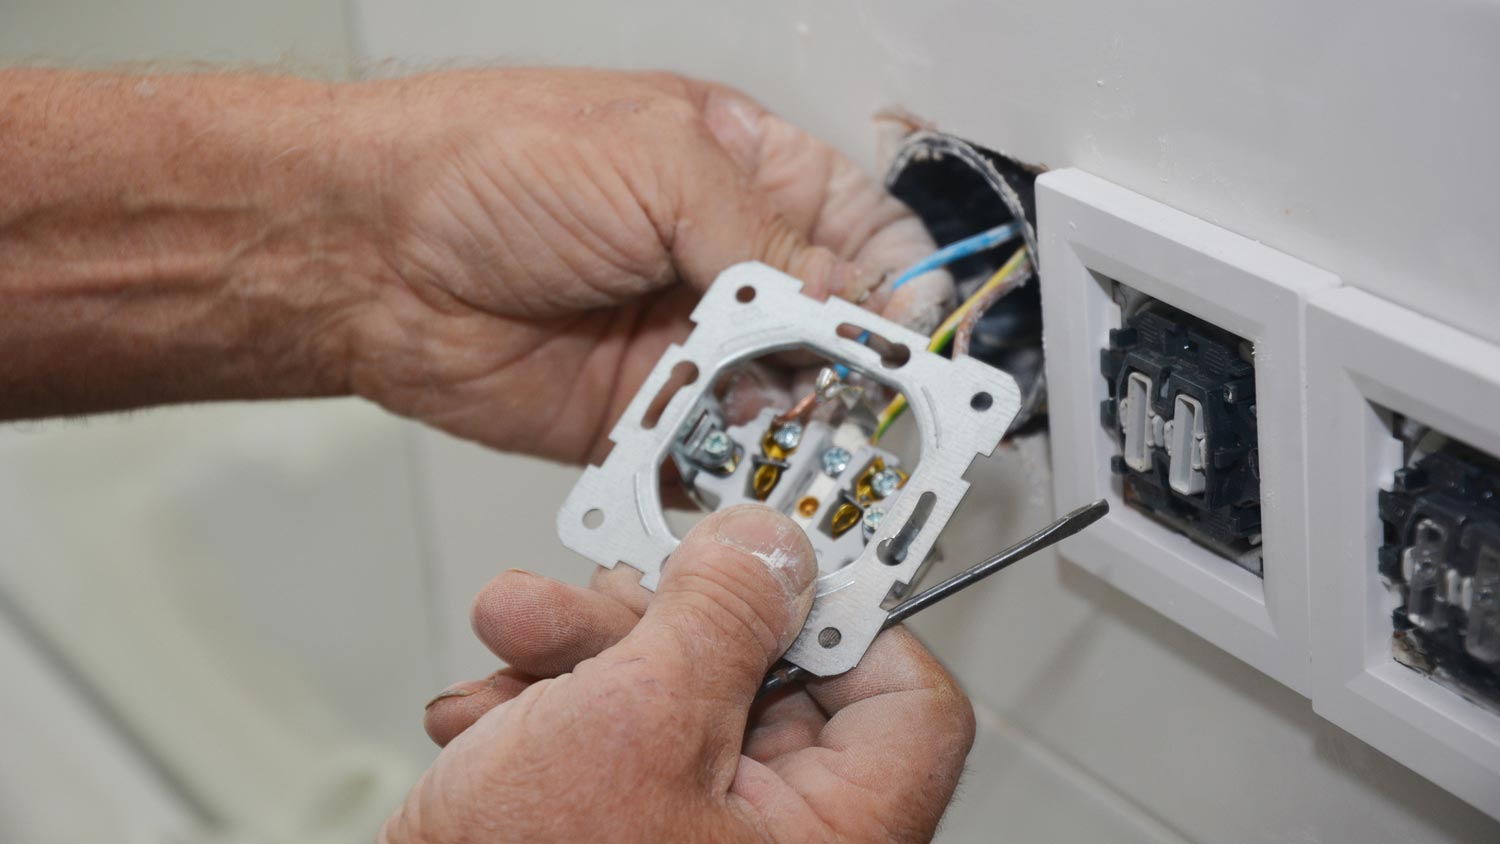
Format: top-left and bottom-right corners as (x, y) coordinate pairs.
(713, 508), (817, 601)
(710, 506), (819, 644)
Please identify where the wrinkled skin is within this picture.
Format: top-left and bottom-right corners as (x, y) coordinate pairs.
(348, 68), (952, 461)
(366, 70), (975, 843)
(1, 65), (974, 842)
(401, 506), (976, 844)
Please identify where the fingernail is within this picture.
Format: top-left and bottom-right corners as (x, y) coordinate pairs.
(714, 505), (817, 598)
(708, 92), (764, 144)
(424, 685), (476, 710)
(704, 91), (765, 171)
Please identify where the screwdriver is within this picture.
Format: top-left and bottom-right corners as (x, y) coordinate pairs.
(756, 499), (1110, 699)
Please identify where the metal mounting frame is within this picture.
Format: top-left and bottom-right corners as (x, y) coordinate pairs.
(556, 262), (1019, 676)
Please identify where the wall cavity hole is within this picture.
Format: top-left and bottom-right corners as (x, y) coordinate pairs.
(582, 508), (604, 529)
(736, 285), (757, 303)
(817, 627), (842, 648)
(971, 392), (993, 411)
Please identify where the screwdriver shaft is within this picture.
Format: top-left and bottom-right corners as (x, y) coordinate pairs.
(756, 499), (1109, 700)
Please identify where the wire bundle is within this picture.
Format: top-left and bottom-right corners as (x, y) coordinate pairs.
(886, 222), (1020, 293)
(870, 226), (1033, 444)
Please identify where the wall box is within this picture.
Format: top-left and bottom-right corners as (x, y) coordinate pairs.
(1306, 286), (1500, 820)
(1039, 168), (1338, 695)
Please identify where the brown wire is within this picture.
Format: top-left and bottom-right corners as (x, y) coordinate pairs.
(953, 259), (1032, 357)
(774, 389), (820, 426)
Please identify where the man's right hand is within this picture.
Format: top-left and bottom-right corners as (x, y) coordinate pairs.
(404, 505), (976, 843)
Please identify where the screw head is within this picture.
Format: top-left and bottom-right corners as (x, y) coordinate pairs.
(701, 430), (733, 461)
(861, 506), (885, 538)
(821, 446), (852, 477)
(773, 422), (804, 451)
(870, 468), (901, 499)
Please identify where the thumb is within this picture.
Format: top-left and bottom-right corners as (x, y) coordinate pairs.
(599, 505), (817, 774)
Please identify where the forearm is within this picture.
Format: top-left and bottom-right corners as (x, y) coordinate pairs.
(0, 69), (385, 418)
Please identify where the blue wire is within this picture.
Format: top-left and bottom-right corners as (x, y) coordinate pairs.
(833, 222), (1021, 378)
(889, 222), (1020, 292)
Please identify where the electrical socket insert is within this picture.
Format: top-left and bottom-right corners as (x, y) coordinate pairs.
(1039, 168), (1337, 695)
(1100, 294), (1262, 574)
(1306, 286), (1500, 820)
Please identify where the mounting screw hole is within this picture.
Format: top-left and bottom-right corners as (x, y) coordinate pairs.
(582, 508), (604, 529)
(735, 285), (757, 303)
(970, 391), (993, 411)
(817, 627), (842, 649)
(880, 343), (912, 370)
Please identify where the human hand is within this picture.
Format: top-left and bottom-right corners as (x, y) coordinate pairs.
(342, 68), (949, 462)
(4, 68), (946, 430)
(396, 505), (974, 843)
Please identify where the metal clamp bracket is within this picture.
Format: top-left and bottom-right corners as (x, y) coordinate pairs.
(556, 262), (1019, 676)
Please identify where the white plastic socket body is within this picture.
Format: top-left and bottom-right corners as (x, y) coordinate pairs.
(1038, 168), (1338, 696)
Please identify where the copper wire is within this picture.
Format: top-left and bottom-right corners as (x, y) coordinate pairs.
(953, 259), (1033, 358)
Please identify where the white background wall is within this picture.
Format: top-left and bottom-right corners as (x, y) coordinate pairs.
(1, 1), (1497, 842)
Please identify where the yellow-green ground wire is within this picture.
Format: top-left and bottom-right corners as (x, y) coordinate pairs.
(871, 245), (1031, 444)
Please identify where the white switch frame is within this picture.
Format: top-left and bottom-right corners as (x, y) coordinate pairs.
(1039, 168), (1338, 695)
(1306, 285), (1500, 820)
